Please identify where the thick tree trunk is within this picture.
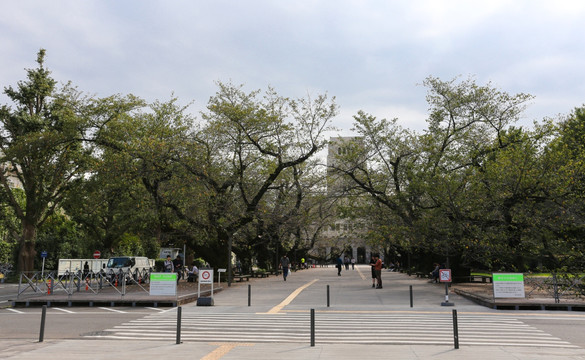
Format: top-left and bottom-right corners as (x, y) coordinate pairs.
(17, 223), (37, 273)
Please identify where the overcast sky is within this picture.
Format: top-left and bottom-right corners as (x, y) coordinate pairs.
(1, 1), (584, 135)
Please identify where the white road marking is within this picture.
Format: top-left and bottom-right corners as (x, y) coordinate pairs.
(6, 308), (24, 314)
(53, 307), (76, 314)
(99, 307), (127, 313)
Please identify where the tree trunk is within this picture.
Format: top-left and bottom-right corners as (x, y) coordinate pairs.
(18, 223), (37, 273)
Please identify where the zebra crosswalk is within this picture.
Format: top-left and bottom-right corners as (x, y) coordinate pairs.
(84, 311), (577, 348)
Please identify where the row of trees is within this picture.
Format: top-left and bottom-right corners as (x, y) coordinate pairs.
(330, 77), (585, 274)
(0, 50), (336, 274)
(1, 50), (583, 277)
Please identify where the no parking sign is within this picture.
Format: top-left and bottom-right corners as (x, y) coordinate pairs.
(439, 269), (452, 282)
(199, 269), (213, 284)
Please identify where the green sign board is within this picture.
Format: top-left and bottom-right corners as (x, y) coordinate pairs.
(493, 273), (525, 298)
(493, 273), (524, 282)
(150, 272), (177, 296)
(151, 273), (177, 282)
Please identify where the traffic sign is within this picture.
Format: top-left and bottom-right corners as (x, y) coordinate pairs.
(200, 269), (213, 284)
(40, 251), (48, 258)
(93, 250), (101, 259)
(439, 269), (452, 282)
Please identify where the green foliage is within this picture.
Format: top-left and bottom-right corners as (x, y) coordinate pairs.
(4, 50), (585, 278)
(334, 76), (582, 274)
(35, 213), (86, 270)
(192, 257), (206, 267)
(0, 49), (94, 272)
(114, 233), (145, 256)
(0, 240), (15, 264)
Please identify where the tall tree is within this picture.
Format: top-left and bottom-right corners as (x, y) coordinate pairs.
(331, 76), (534, 272)
(0, 50), (93, 272)
(153, 84), (337, 282)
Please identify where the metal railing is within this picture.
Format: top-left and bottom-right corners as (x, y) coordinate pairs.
(17, 268), (154, 299)
(525, 273), (585, 303)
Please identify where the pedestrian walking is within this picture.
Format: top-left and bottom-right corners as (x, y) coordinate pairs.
(337, 255), (343, 276)
(373, 254), (383, 289)
(280, 254), (290, 281)
(351, 257), (355, 270)
(369, 255), (377, 287)
(83, 261), (90, 277)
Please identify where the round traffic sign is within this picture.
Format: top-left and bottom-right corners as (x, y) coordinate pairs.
(93, 250), (101, 259)
(200, 269), (213, 284)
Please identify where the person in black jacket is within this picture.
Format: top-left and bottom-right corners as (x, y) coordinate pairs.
(173, 255), (183, 283)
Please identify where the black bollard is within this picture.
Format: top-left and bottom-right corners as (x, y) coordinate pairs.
(310, 308), (315, 347)
(452, 309), (459, 349)
(39, 305), (47, 342)
(248, 284), (251, 307)
(409, 285), (413, 308)
(176, 306), (182, 344)
(327, 285), (330, 307)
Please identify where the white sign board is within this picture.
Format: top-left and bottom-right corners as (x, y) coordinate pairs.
(439, 269), (452, 283)
(493, 273), (525, 298)
(199, 269), (214, 284)
(150, 273), (177, 296)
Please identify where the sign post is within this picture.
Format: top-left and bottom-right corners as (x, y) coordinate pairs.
(197, 268), (214, 306)
(217, 268), (226, 284)
(439, 269), (454, 306)
(40, 251), (48, 278)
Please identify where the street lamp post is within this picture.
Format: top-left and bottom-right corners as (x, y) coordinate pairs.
(227, 234), (233, 287)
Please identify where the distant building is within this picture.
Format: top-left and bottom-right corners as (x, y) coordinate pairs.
(319, 136), (379, 264)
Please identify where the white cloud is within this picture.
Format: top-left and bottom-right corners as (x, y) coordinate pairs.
(2, 0), (584, 132)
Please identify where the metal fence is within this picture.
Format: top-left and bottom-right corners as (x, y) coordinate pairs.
(17, 267), (154, 299)
(525, 273), (585, 303)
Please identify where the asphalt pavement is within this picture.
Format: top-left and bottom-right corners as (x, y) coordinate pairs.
(2, 265), (585, 359)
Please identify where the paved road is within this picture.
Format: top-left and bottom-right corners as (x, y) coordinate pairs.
(2, 265), (585, 359)
(0, 283), (18, 306)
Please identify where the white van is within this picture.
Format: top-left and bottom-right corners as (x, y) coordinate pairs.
(105, 256), (153, 282)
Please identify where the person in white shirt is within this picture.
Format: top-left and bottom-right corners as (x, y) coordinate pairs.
(188, 263), (199, 282)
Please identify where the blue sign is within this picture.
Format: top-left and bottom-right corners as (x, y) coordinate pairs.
(40, 251), (48, 258)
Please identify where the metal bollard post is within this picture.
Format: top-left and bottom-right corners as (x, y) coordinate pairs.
(176, 306), (182, 344)
(327, 285), (330, 307)
(39, 305), (47, 342)
(310, 308), (315, 347)
(409, 285), (413, 308)
(248, 284), (251, 307)
(452, 309), (459, 349)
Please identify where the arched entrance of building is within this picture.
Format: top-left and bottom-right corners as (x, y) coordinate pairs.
(357, 247), (366, 264)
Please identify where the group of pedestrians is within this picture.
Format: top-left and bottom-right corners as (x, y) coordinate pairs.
(163, 255), (199, 283)
(336, 255), (357, 275)
(280, 253), (384, 290)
